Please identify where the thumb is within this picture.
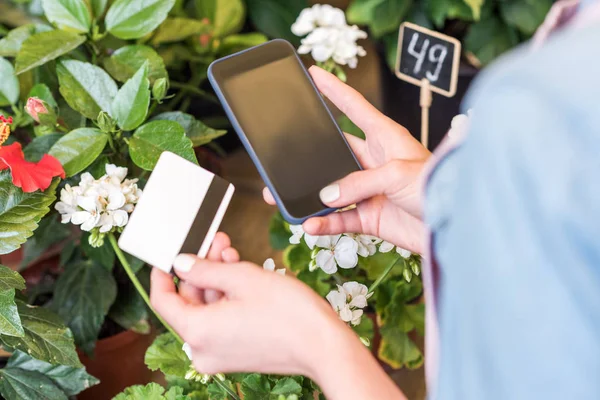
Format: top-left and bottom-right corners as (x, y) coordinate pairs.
(172, 255), (257, 297)
(319, 159), (417, 208)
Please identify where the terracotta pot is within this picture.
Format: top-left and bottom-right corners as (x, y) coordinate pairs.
(78, 330), (156, 400)
(0, 247), (23, 270)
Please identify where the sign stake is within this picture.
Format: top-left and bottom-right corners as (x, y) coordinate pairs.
(419, 78), (432, 149)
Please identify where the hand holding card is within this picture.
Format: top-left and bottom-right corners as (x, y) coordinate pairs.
(118, 152), (235, 273)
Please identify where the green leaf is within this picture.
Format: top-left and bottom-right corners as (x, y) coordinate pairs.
(0, 367), (67, 400)
(0, 265), (25, 337)
(377, 280), (423, 369)
(194, 0), (245, 37)
(269, 212), (290, 251)
(28, 83), (58, 110)
(463, 0), (483, 20)
(358, 251), (404, 281)
(0, 300), (82, 368)
(427, 0), (474, 27)
(111, 62), (150, 131)
(337, 114), (365, 139)
(296, 269), (331, 297)
(218, 32), (268, 57)
(108, 281), (150, 334)
(151, 111), (226, 147)
(145, 333), (190, 377)
(20, 214), (69, 268)
(41, 0), (92, 33)
(24, 133), (61, 163)
(346, 0), (385, 25)
(271, 378), (302, 396)
(57, 59), (118, 120)
(374, 0), (413, 38)
(129, 120), (197, 171)
(499, 0), (552, 35)
(51, 261), (117, 354)
(114, 383), (167, 400)
(105, 0), (176, 40)
(207, 381), (234, 400)
(103, 45), (168, 84)
(282, 245), (310, 273)
(246, 0), (308, 45)
(81, 232), (115, 270)
(88, 0), (108, 18)
(0, 57), (19, 106)
(464, 16), (519, 66)
(48, 128), (107, 177)
(14, 30), (86, 75)
(7, 350), (99, 396)
(241, 373), (271, 400)
(152, 17), (208, 45)
(0, 24), (52, 58)
(0, 174), (58, 255)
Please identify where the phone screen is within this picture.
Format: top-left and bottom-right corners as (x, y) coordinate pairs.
(210, 40), (360, 220)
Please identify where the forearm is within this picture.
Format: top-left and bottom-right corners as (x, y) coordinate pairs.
(305, 317), (406, 400)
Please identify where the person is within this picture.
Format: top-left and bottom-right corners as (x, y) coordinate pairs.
(150, 1), (600, 398)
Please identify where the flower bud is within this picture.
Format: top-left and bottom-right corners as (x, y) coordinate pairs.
(152, 78), (169, 103)
(199, 33), (211, 47)
(25, 97), (50, 123)
(359, 336), (371, 347)
(97, 111), (116, 133)
(214, 373), (226, 382)
(88, 230), (105, 248)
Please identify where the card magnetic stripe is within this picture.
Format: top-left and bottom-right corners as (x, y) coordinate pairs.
(179, 175), (232, 258)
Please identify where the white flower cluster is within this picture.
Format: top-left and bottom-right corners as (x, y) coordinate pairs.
(289, 225), (411, 274)
(326, 282), (372, 326)
(55, 164), (141, 238)
(291, 4), (367, 68)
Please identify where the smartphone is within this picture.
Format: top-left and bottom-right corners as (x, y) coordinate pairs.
(208, 39), (361, 224)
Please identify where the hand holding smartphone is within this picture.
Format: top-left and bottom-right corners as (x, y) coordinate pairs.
(208, 39), (360, 224)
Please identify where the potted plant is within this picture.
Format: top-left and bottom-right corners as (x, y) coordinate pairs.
(0, 0), (273, 397)
(344, 0), (553, 149)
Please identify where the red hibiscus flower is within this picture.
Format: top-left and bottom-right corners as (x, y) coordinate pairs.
(0, 115), (65, 193)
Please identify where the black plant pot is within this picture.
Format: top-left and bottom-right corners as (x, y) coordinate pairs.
(380, 60), (478, 151)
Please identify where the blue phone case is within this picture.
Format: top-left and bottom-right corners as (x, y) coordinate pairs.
(208, 39), (361, 225)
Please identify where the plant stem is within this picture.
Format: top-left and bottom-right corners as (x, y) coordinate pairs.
(169, 81), (219, 104)
(368, 255), (401, 294)
(213, 379), (241, 400)
(108, 234), (184, 345)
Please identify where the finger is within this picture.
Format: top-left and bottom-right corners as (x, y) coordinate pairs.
(173, 256), (255, 296)
(208, 232), (231, 260)
(344, 133), (368, 167)
(203, 247), (239, 303)
(150, 268), (192, 332)
(179, 281), (205, 305)
(319, 159), (420, 208)
(303, 208), (364, 236)
(309, 66), (396, 135)
(262, 187), (276, 205)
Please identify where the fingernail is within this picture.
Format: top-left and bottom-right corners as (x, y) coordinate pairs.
(173, 254), (195, 272)
(320, 184), (340, 204)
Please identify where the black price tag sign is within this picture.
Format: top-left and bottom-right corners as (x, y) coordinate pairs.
(395, 22), (461, 97)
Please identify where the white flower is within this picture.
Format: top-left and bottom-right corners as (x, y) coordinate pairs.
(289, 224), (329, 249)
(379, 241), (412, 259)
(315, 235), (358, 274)
(448, 109), (473, 141)
(292, 4), (367, 68)
(263, 258), (286, 275)
(326, 281), (371, 326)
(55, 164), (141, 239)
(345, 234), (379, 257)
(71, 195), (101, 232)
(55, 184), (81, 223)
(182, 342), (193, 360)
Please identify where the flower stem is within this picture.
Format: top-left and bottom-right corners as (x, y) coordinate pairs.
(213, 379), (240, 400)
(108, 233), (184, 345)
(368, 255), (401, 294)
